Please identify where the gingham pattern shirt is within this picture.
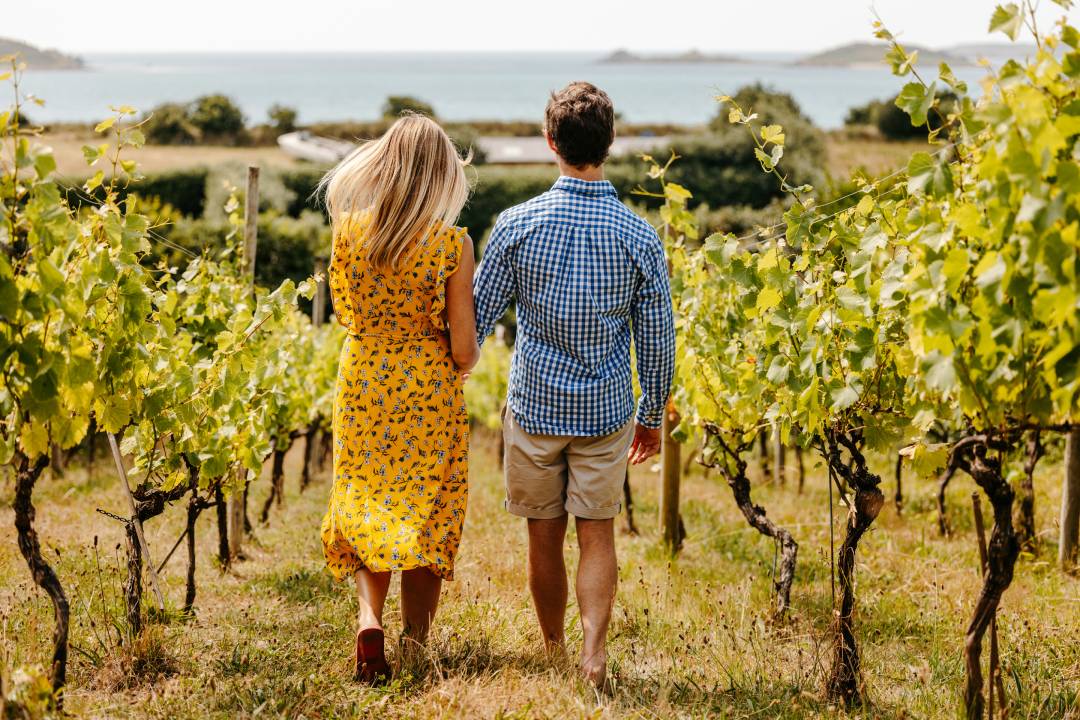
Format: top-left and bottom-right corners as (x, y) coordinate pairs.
(473, 176), (675, 437)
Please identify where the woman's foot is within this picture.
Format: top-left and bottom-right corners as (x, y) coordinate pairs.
(354, 627), (391, 685)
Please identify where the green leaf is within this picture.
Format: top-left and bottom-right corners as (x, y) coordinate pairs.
(94, 117), (116, 133)
(760, 124), (785, 147)
(82, 144), (102, 166)
(34, 151), (56, 180)
(923, 354), (956, 392)
(938, 62), (969, 94)
(755, 287), (782, 313)
(98, 396), (132, 433)
(989, 3), (1023, 40)
(766, 356), (790, 384)
(907, 151), (953, 196)
(830, 385), (860, 411)
(37, 258), (65, 294)
(19, 421), (50, 458)
(754, 147), (774, 171)
(1063, 24), (1080, 48)
(941, 248), (970, 292)
(906, 442), (950, 479)
(895, 81), (937, 127)
(84, 170), (105, 193)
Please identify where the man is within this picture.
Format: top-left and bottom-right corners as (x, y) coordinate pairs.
(472, 81), (675, 687)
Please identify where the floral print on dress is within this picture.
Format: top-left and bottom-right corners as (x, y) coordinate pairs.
(321, 215), (469, 581)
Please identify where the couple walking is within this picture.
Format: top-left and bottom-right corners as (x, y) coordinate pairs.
(318, 82), (675, 688)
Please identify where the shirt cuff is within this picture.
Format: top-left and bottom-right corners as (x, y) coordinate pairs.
(635, 400), (664, 430)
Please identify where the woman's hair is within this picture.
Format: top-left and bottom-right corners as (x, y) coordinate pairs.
(319, 113), (470, 271)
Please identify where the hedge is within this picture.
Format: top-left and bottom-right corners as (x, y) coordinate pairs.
(64, 167), (210, 217)
(69, 163), (650, 249)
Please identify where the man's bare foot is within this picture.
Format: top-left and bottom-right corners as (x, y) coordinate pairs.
(543, 634), (567, 658)
(579, 647), (607, 689)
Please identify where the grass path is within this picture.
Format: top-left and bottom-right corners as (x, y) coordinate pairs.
(2, 435), (1077, 718)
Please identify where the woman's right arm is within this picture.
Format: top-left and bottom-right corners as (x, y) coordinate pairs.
(445, 234), (480, 372)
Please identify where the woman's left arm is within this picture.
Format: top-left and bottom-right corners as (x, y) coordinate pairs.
(446, 234), (481, 372)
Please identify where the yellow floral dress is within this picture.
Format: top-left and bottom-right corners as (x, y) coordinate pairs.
(321, 217), (469, 581)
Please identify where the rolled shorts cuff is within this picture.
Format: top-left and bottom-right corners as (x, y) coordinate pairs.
(504, 498), (568, 520)
(565, 497), (622, 520)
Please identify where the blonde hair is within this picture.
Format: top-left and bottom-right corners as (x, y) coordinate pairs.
(319, 113), (471, 271)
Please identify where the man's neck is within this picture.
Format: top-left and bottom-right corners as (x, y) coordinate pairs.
(557, 161), (605, 182)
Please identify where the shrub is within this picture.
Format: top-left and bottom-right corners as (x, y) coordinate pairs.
(63, 167), (210, 218)
(203, 163), (296, 221)
(143, 95), (247, 145)
(144, 102), (199, 145)
(305, 120), (392, 140)
(844, 102), (875, 126)
(159, 211), (330, 294)
(382, 95), (435, 119)
(188, 94), (246, 139)
(268, 104), (298, 133)
(139, 168), (210, 217)
(279, 166), (326, 217)
(9, 108), (33, 128)
(845, 92), (959, 140)
(461, 166), (557, 246)
(611, 83), (825, 210)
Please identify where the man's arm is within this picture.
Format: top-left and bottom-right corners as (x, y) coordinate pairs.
(473, 216), (516, 344)
(629, 233), (675, 463)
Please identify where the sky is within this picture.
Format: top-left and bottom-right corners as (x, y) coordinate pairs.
(8, 0), (1078, 54)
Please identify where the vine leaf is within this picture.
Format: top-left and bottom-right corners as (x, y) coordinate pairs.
(989, 3), (1023, 40)
(895, 81), (937, 127)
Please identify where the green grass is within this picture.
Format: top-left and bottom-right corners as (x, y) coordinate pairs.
(1, 435), (1077, 719)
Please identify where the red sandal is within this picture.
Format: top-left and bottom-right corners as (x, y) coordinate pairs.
(354, 627), (391, 685)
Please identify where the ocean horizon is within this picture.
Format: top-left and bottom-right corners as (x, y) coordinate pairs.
(21, 51), (989, 129)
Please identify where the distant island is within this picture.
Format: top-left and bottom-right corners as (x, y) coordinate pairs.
(0, 37), (83, 70)
(599, 49), (743, 64)
(795, 42), (973, 68)
(947, 42), (1038, 63)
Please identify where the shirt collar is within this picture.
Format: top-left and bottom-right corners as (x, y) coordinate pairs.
(551, 176), (617, 198)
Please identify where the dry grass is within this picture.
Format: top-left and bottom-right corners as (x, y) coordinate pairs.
(823, 132), (927, 179)
(38, 129), (305, 177)
(1, 434), (1078, 719)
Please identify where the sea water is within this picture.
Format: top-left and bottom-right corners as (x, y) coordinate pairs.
(21, 51), (989, 128)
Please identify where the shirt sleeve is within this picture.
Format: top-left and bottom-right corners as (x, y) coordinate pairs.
(631, 232), (676, 429)
(473, 215), (516, 344)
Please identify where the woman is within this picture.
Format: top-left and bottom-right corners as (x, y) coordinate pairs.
(318, 114), (479, 684)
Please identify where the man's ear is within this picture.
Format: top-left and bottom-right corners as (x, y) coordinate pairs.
(544, 130), (559, 156)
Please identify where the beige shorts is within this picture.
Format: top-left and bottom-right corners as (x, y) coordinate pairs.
(503, 411), (634, 520)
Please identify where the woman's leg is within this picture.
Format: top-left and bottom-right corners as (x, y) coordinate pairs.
(400, 567), (443, 643)
(354, 568), (392, 631)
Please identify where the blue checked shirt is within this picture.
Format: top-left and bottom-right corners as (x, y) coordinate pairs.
(473, 176), (676, 437)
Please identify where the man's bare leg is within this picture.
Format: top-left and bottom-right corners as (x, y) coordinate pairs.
(527, 516), (569, 653)
(575, 517), (616, 687)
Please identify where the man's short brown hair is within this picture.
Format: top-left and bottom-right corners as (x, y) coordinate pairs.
(544, 82), (615, 168)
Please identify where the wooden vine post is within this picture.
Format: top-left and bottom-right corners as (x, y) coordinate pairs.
(107, 433), (166, 614)
(660, 400), (682, 551)
(1062, 429), (1080, 571)
(228, 165), (259, 561)
(312, 255), (327, 328)
(305, 255), (327, 479)
(658, 213), (683, 553)
(773, 427), (785, 485)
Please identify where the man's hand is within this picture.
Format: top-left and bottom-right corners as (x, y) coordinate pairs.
(628, 423), (661, 465)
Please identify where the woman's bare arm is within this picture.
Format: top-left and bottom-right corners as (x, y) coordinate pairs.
(446, 234), (480, 372)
